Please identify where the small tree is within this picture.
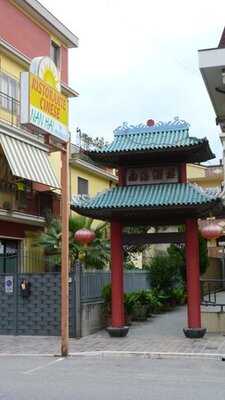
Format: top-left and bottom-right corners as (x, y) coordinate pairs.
(167, 234), (208, 281)
(79, 132), (109, 151)
(147, 254), (180, 292)
(36, 215), (110, 270)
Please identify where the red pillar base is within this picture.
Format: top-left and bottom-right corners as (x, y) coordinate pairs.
(184, 219), (206, 339)
(106, 326), (129, 337)
(109, 221), (129, 337)
(183, 328), (206, 339)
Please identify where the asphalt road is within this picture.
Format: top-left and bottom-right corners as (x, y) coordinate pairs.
(0, 356), (225, 400)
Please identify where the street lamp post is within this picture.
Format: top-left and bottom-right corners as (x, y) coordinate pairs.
(61, 143), (69, 357)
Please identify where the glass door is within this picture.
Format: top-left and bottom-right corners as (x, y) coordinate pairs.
(0, 239), (19, 273)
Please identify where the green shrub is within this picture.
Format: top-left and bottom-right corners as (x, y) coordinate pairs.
(125, 291), (150, 321)
(101, 282), (184, 326)
(101, 283), (111, 303)
(101, 284), (112, 321)
(124, 261), (138, 270)
(147, 254), (180, 292)
(167, 235), (208, 281)
(169, 286), (186, 305)
(125, 289), (165, 319)
(145, 290), (163, 314)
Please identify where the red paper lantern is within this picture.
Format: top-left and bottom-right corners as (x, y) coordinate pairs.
(200, 222), (222, 240)
(74, 229), (96, 245)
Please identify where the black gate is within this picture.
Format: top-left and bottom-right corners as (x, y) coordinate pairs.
(0, 268), (76, 337)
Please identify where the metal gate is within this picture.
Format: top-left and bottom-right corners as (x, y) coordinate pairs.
(0, 269), (76, 337)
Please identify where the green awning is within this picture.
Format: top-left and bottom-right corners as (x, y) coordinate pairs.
(0, 134), (60, 188)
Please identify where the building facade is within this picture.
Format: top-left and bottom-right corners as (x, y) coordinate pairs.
(198, 27), (225, 183)
(50, 143), (117, 205)
(0, 0), (78, 272)
(187, 163), (223, 189)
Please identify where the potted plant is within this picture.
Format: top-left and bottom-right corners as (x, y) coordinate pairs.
(3, 201), (12, 211)
(101, 284), (134, 326)
(101, 284), (112, 326)
(128, 290), (151, 321)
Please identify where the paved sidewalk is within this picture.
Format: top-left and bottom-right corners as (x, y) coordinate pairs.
(1, 306), (225, 357)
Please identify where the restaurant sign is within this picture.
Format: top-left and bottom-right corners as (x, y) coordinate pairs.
(21, 57), (69, 142)
(126, 166), (179, 185)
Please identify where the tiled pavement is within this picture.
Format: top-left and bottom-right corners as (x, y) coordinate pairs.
(1, 306), (225, 357)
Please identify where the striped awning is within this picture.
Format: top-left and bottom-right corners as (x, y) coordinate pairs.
(0, 134), (60, 189)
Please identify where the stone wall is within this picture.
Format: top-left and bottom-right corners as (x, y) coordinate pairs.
(202, 311), (225, 333)
(81, 301), (105, 337)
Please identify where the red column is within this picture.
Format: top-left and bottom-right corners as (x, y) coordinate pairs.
(180, 163), (187, 183)
(185, 219), (202, 330)
(118, 167), (126, 186)
(111, 221), (125, 327)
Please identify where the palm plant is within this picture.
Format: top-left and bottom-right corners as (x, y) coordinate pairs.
(37, 218), (62, 254)
(36, 215), (110, 270)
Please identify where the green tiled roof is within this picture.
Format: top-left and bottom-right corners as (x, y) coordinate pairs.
(88, 120), (212, 155)
(92, 130), (204, 154)
(72, 183), (219, 211)
(87, 120), (214, 165)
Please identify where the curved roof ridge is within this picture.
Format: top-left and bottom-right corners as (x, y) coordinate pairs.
(71, 182), (220, 211)
(114, 118), (190, 137)
(86, 118), (215, 164)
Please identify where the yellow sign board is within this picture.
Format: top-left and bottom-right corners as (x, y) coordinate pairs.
(21, 57), (69, 142)
(29, 73), (68, 126)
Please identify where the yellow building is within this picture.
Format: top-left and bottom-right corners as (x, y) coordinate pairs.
(0, 0), (78, 272)
(187, 163), (224, 281)
(187, 163), (223, 189)
(143, 162), (224, 263)
(50, 143), (118, 209)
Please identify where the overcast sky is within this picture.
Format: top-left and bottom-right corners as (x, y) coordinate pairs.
(42, 0), (225, 162)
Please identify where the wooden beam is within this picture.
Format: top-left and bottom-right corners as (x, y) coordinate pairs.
(123, 232), (185, 246)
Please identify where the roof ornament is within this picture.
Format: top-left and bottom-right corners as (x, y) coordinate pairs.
(72, 194), (90, 206)
(114, 117), (190, 136)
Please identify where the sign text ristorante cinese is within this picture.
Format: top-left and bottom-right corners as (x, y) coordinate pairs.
(31, 74), (68, 123)
(21, 57), (69, 142)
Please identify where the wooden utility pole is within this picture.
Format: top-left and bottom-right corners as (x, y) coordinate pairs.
(61, 142), (69, 357)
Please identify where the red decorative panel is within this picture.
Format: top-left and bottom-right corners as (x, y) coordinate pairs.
(126, 166), (179, 185)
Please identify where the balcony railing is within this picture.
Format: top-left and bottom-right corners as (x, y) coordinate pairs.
(201, 278), (225, 312)
(0, 91), (20, 128)
(0, 253), (60, 273)
(0, 183), (53, 218)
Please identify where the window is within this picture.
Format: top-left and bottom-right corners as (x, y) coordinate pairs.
(50, 41), (60, 68)
(78, 177), (89, 195)
(0, 72), (19, 114)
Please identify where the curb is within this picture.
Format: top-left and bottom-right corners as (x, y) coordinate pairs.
(0, 353), (54, 357)
(0, 351), (223, 360)
(68, 350), (225, 360)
